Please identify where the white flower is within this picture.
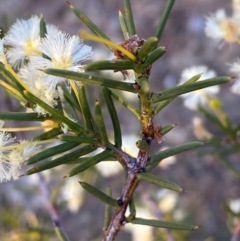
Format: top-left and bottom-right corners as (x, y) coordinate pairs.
(0, 130), (39, 182)
(0, 131), (16, 153)
(0, 158), (12, 182)
(0, 131), (16, 182)
(29, 31), (93, 86)
(19, 64), (59, 115)
(205, 9), (240, 43)
(4, 15), (58, 69)
(179, 65), (219, 110)
(229, 59), (240, 94)
(0, 38), (7, 64)
(8, 140), (40, 180)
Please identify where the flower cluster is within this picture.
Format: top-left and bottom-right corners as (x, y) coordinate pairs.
(0, 15), (93, 181)
(1, 15), (93, 115)
(205, 0), (240, 94)
(0, 121), (40, 182)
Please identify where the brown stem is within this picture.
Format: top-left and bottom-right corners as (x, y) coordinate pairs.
(102, 149), (150, 241)
(103, 171), (138, 241)
(103, 71), (154, 241)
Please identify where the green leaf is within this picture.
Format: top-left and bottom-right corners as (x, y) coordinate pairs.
(55, 226), (70, 241)
(152, 76), (230, 103)
(79, 182), (119, 207)
(95, 100), (109, 146)
(137, 37), (159, 62)
(102, 87), (122, 148)
(66, 150), (113, 177)
(137, 172), (183, 192)
(0, 79), (27, 103)
(130, 218), (199, 230)
(25, 142), (80, 165)
(198, 106), (228, 133)
(23, 145), (96, 175)
(84, 60), (135, 71)
(155, 0), (175, 44)
(59, 135), (98, 144)
(0, 112), (53, 122)
(154, 73), (202, 114)
(43, 69), (137, 93)
(23, 90), (86, 134)
(40, 15), (47, 38)
(182, 73), (203, 84)
(66, 156), (115, 164)
(143, 46), (166, 67)
(147, 141), (204, 171)
(118, 10), (129, 40)
(159, 124), (176, 136)
(103, 186), (113, 230)
(127, 197), (136, 221)
(123, 0), (136, 36)
(68, 3), (109, 40)
(0, 63), (26, 93)
(110, 89), (140, 119)
(39, 15), (52, 61)
(60, 83), (81, 111)
(75, 83), (95, 132)
(33, 128), (63, 141)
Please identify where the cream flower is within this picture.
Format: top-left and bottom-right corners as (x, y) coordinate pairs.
(19, 64), (59, 115)
(4, 15), (58, 69)
(229, 59), (240, 94)
(0, 131), (16, 182)
(0, 121), (40, 182)
(29, 31), (92, 86)
(0, 38), (7, 64)
(179, 65), (219, 110)
(8, 140), (40, 180)
(205, 9), (240, 43)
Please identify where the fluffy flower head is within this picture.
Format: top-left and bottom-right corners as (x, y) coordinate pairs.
(0, 38), (7, 64)
(0, 130), (40, 182)
(40, 31), (92, 69)
(0, 130), (16, 182)
(19, 64), (59, 115)
(4, 15), (58, 68)
(29, 31), (93, 86)
(205, 9), (240, 43)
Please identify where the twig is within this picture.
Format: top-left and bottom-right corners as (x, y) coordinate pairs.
(37, 173), (70, 241)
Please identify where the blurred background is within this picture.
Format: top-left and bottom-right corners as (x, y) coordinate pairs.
(0, 0), (240, 241)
